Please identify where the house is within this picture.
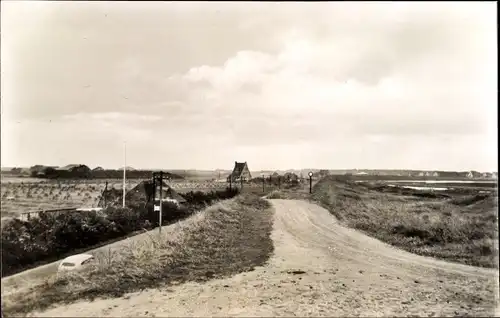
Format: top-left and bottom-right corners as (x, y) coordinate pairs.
(283, 172), (299, 183)
(92, 166), (104, 171)
(120, 166), (136, 171)
(464, 171), (482, 179)
(98, 180), (187, 208)
(227, 161), (252, 183)
(55, 164), (91, 178)
(29, 165), (59, 177)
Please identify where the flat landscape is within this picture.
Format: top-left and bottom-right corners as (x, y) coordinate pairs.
(2, 174), (498, 317)
(0, 177), (270, 219)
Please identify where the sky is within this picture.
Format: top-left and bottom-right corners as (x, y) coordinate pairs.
(1, 1), (497, 171)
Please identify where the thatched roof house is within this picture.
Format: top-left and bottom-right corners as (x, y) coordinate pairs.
(98, 180), (186, 208)
(227, 161), (252, 182)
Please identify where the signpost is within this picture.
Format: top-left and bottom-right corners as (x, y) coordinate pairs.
(104, 181), (108, 207)
(152, 171), (168, 235)
(309, 171), (313, 194)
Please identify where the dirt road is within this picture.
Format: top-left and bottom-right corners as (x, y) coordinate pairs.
(30, 199), (499, 317)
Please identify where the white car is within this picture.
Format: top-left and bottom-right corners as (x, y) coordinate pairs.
(57, 253), (95, 273)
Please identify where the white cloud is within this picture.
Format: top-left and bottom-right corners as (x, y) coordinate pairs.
(1, 2), (496, 170)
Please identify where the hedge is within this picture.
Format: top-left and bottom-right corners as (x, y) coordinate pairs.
(1, 187), (239, 277)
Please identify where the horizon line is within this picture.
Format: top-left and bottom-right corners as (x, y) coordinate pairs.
(0, 165), (497, 173)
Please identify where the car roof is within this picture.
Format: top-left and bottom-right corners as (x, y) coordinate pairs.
(61, 254), (94, 264)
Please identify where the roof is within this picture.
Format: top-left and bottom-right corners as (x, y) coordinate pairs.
(76, 207), (104, 212)
(58, 164), (83, 171)
(61, 253), (93, 264)
(128, 180), (187, 203)
(229, 161), (250, 180)
(164, 186), (187, 203)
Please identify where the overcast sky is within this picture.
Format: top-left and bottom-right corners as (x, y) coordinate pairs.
(1, 1), (497, 171)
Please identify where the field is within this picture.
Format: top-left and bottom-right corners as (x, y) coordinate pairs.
(0, 177), (282, 219)
(0, 179), (138, 219)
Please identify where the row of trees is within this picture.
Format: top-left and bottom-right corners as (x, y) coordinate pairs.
(1, 187), (239, 277)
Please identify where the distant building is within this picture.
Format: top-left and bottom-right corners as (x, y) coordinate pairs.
(55, 164), (91, 178)
(29, 165), (59, 177)
(466, 171), (482, 179)
(227, 161), (252, 183)
(92, 166), (104, 171)
(283, 172), (299, 183)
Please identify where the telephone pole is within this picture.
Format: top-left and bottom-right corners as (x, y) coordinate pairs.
(153, 171), (167, 235)
(122, 141), (126, 208)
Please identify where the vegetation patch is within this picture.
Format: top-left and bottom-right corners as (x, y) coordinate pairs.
(1, 188), (239, 277)
(311, 176), (499, 268)
(2, 194), (274, 317)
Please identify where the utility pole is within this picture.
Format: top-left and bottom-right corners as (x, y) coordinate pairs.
(159, 171), (163, 234)
(122, 141), (126, 208)
(262, 174), (265, 193)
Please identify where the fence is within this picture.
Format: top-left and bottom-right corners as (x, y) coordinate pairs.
(19, 207), (78, 221)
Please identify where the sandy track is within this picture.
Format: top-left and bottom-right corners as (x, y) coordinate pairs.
(31, 199), (499, 317)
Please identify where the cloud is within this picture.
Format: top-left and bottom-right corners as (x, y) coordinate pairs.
(175, 2), (494, 142)
(1, 2), (496, 170)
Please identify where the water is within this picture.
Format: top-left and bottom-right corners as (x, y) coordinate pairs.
(387, 185), (449, 191)
(384, 180), (496, 184)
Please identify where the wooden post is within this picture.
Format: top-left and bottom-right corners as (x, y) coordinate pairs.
(159, 171), (163, 233)
(104, 181), (108, 207)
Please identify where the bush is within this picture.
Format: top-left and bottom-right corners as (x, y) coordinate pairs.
(1, 187), (240, 277)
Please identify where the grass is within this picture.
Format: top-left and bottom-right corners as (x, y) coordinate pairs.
(2, 194), (274, 316)
(310, 176), (499, 268)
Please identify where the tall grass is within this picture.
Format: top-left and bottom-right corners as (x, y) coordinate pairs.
(312, 177), (499, 268)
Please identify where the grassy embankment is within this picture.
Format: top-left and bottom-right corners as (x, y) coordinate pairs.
(2, 194), (274, 316)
